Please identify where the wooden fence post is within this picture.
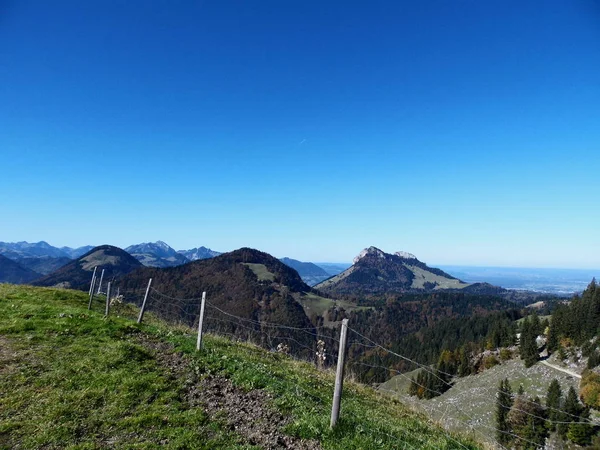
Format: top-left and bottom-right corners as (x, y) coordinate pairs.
(196, 292), (207, 351)
(137, 278), (153, 324)
(105, 282), (111, 316)
(88, 276), (97, 310)
(88, 266), (97, 295)
(97, 269), (105, 294)
(330, 318), (349, 428)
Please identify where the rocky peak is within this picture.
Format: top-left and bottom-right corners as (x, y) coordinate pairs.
(353, 246), (388, 264)
(394, 251), (417, 260)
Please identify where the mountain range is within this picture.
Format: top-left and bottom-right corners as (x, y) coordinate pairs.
(0, 241), (92, 259)
(125, 241), (190, 268)
(0, 240), (340, 286)
(0, 240), (525, 301)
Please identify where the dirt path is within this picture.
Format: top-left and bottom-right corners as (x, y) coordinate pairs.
(138, 335), (321, 450)
(540, 360), (581, 379)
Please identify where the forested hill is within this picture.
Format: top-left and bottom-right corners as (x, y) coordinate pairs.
(548, 278), (600, 355)
(337, 292), (520, 380)
(118, 248), (316, 353)
(33, 245), (142, 290)
(120, 247), (310, 296)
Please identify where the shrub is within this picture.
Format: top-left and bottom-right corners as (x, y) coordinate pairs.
(483, 355), (500, 370)
(580, 370), (600, 409)
(499, 348), (513, 361)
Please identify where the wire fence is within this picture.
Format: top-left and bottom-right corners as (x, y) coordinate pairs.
(82, 271), (598, 449)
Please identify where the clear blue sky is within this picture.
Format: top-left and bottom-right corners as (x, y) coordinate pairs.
(1, 1), (599, 268)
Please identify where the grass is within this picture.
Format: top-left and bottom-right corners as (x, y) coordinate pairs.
(404, 265), (469, 290)
(241, 263), (275, 282)
(0, 284), (480, 449)
(295, 292), (371, 323)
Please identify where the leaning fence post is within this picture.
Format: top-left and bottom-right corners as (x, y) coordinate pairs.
(97, 269), (105, 294)
(137, 278), (153, 324)
(330, 318), (349, 428)
(196, 292), (207, 351)
(88, 276), (97, 310)
(105, 282), (111, 316)
(88, 266), (97, 295)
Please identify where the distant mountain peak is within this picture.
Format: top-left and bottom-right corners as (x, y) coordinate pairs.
(318, 246), (469, 296)
(178, 246), (222, 261)
(353, 247), (419, 264)
(125, 241), (189, 268)
(353, 246), (387, 263)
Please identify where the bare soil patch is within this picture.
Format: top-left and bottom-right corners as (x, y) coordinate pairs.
(138, 335), (321, 450)
(0, 335), (18, 375)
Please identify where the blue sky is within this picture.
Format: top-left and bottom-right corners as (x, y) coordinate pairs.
(1, 1), (599, 268)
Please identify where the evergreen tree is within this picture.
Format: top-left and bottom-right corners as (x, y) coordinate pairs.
(587, 348), (600, 369)
(530, 312), (542, 337)
(520, 318), (539, 368)
(408, 376), (418, 396)
(415, 369), (427, 399)
(545, 379), (562, 432)
(546, 319), (559, 354)
(558, 386), (582, 438)
(458, 346), (471, 377)
(508, 395), (548, 449)
(496, 378), (513, 446)
(567, 407), (594, 446)
(564, 386), (583, 418)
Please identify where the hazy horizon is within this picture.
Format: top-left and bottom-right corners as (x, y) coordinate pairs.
(2, 239), (600, 272)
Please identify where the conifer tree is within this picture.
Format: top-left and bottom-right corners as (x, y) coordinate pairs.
(530, 312), (542, 337)
(546, 319), (559, 354)
(520, 317), (539, 368)
(545, 379), (562, 432)
(408, 376), (418, 396)
(567, 407), (594, 446)
(558, 386), (582, 438)
(458, 346), (471, 377)
(508, 395), (547, 449)
(564, 386), (582, 418)
(496, 378), (513, 446)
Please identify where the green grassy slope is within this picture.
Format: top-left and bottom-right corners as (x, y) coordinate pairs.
(295, 292), (370, 323)
(0, 284), (480, 450)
